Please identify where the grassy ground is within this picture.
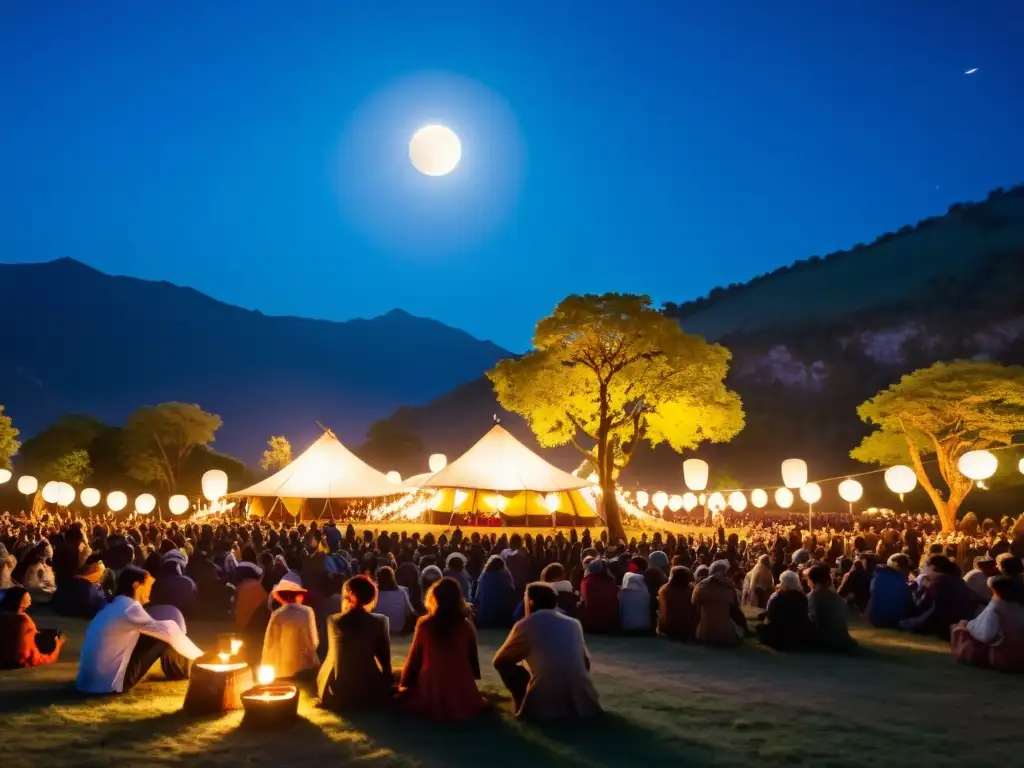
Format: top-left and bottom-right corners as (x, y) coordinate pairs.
(0, 611), (1020, 768)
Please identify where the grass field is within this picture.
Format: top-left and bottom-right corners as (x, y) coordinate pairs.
(0, 610), (1020, 768)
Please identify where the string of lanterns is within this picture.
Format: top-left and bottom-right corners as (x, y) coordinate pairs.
(0, 467), (231, 517)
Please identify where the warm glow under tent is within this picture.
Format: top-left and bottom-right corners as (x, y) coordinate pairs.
(420, 424), (601, 521)
(229, 431), (403, 518)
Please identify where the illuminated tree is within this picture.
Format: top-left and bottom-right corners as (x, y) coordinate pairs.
(851, 360), (1024, 532)
(260, 435), (293, 473)
(0, 405), (20, 469)
(43, 449), (92, 486)
(122, 402), (222, 492)
(488, 293), (745, 543)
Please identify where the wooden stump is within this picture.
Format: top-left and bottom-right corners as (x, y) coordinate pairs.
(241, 684), (300, 727)
(183, 658), (253, 715)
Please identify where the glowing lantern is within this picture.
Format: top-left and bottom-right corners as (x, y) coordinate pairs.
(56, 482), (76, 506)
(107, 491), (128, 512)
(884, 465), (917, 496)
(168, 494), (190, 516)
(799, 483), (822, 504)
(41, 481), (61, 504)
(698, 493), (707, 506)
(135, 493), (156, 515)
(454, 489), (469, 507)
(386, 470), (402, 484)
(682, 492), (698, 511)
(750, 489), (768, 508)
(635, 491), (649, 509)
(1019, 458), (1024, 475)
(707, 492), (726, 513)
(728, 491), (747, 512)
(683, 459), (709, 491)
(838, 478), (863, 504)
(544, 493), (561, 513)
(80, 488), (101, 508)
(668, 494), (684, 512)
(202, 469), (229, 502)
(17, 475), (38, 495)
(257, 665), (276, 685)
(0, 468), (10, 484)
(781, 459), (808, 489)
(651, 491), (668, 512)
(957, 450), (997, 482)
(428, 453), (447, 473)
(775, 487), (794, 509)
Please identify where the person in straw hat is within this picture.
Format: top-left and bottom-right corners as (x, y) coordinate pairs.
(261, 570), (319, 680)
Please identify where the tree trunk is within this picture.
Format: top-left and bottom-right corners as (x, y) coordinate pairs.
(601, 476), (625, 544)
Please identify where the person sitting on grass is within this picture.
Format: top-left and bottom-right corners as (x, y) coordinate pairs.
(807, 563), (858, 653)
(900, 554), (978, 641)
(658, 566), (697, 641)
(261, 571), (319, 680)
(579, 558), (619, 634)
(150, 550), (198, 620)
(512, 562), (578, 621)
(964, 556), (998, 603)
(317, 574), (394, 711)
(493, 582), (601, 721)
(399, 577), (486, 722)
(866, 553), (914, 629)
(443, 552), (472, 600)
(757, 570), (812, 651)
(619, 571), (653, 633)
(951, 575), (1024, 672)
(742, 555), (775, 609)
(693, 560), (746, 647)
(51, 554), (107, 620)
(374, 565), (418, 636)
(0, 586), (66, 669)
(76, 566), (202, 694)
(472, 555), (517, 629)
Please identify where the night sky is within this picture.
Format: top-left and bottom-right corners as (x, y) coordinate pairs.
(2, 1), (1022, 352)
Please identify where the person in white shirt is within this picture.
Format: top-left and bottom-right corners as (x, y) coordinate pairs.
(76, 566), (203, 694)
(261, 571), (320, 679)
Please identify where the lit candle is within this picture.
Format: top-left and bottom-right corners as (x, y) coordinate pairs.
(218, 652), (230, 663)
(230, 639), (243, 655)
(257, 665), (275, 685)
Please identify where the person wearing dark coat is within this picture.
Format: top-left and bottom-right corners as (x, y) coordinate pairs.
(151, 551), (198, 620)
(757, 571), (813, 651)
(901, 555), (978, 641)
(185, 549), (230, 620)
(658, 567), (697, 641)
(866, 554), (914, 628)
(52, 556), (108, 619)
(579, 558), (619, 634)
(473, 556), (517, 629)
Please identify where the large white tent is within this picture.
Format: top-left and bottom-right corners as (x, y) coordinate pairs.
(422, 424), (593, 492)
(229, 431), (404, 506)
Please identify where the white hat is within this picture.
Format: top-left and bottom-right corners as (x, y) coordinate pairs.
(272, 570), (306, 595)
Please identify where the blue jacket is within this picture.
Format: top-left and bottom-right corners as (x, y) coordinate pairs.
(866, 566), (912, 627)
(473, 570), (517, 628)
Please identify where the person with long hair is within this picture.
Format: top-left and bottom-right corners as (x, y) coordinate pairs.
(0, 587), (65, 669)
(375, 566), (418, 636)
(399, 577), (485, 721)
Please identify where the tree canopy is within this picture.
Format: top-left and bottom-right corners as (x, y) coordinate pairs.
(0, 405), (20, 469)
(260, 435), (293, 473)
(122, 402), (222, 492)
(488, 293), (744, 542)
(43, 449), (92, 486)
(851, 360), (1024, 532)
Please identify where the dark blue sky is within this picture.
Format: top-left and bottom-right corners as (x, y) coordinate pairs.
(2, 1), (1022, 352)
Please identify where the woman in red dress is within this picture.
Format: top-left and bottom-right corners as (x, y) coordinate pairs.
(398, 577), (486, 722)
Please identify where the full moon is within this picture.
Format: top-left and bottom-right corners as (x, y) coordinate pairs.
(409, 124), (462, 176)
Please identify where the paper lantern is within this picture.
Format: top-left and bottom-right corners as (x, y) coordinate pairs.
(957, 450), (997, 481)
(56, 482), (76, 506)
(0, 468), (10, 484)
(781, 459), (808, 489)
(838, 479), (863, 503)
(884, 465), (917, 495)
(668, 494), (684, 512)
(80, 488), (101, 508)
(651, 491), (668, 512)
(799, 483), (822, 504)
(428, 453), (447, 473)
(107, 491), (128, 512)
(750, 489), (768, 508)
(682, 492), (698, 512)
(17, 475), (38, 495)
(635, 490), (649, 509)
(707, 491), (726, 513)
(774, 487), (794, 509)
(698, 493), (707, 506)
(135, 493), (156, 515)
(41, 481), (61, 504)
(386, 470), (402, 484)
(728, 491), (747, 512)
(683, 459), (709, 491)
(168, 494), (190, 515)
(202, 469), (229, 502)
(544, 493), (561, 513)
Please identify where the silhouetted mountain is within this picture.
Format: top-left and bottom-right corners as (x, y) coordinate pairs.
(0, 258), (511, 461)
(367, 185), (1024, 517)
